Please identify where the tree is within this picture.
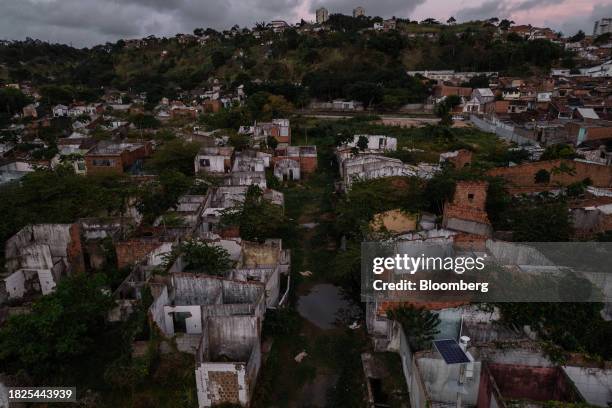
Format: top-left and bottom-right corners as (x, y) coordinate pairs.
(211, 50), (228, 69)
(178, 239), (233, 275)
(0, 274), (115, 379)
(39, 85), (75, 105)
(356, 135), (369, 151)
(146, 140), (200, 176)
(447, 16), (456, 25)
(266, 135), (278, 150)
(220, 185), (288, 242)
(540, 144), (578, 161)
(498, 19), (514, 31)
(569, 30), (585, 43)
(129, 113), (160, 130)
(262, 95), (294, 119)
(387, 305), (440, 351)
(424, 170), (456, 214)
(136, 170), (191, 224)
(534, 169), (550, 184)
(510, 196), (572, 242)
(345, 81), (383, 108)
(421, 18), (440, 25)
(0, 87), (31, 116)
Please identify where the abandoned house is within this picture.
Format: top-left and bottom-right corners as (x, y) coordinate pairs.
(2, 224), (85, 300)
(194, 146), (234, 174)
(195, 315), (261, 407)
(84, 141), (153, 175)
(272, 145), (317, 181)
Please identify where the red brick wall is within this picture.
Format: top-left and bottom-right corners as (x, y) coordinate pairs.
(482, 363), (581, 404)
(443, 181), (491, 232)
(488, 159), (612, 194)
(448, 149), (473, 168)
(115, 239), (162, 269)
(68, 223), (86, 274)
(299, 156), (317, 174)
(85, 155), (124, 175)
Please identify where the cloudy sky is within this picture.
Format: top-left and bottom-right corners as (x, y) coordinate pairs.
(0, 0), (610, 47)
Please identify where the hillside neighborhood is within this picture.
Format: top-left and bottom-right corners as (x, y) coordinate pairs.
(1, 7), (612, 408)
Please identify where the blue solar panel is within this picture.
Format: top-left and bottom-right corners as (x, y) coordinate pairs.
(433, 339), (470, 364)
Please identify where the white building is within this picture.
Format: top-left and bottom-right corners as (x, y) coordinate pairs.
(593, 18), (612, 36)
(345, 135), (398, 151)
(316, 7), (329, 24)
(194, 147), (234, 174)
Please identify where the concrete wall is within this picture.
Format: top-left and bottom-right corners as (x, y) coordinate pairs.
(348, 135), (398, 151)
(564, 366), (612, 407)
(232, 267), (280, 307)
(150, 285), (170, 334)
(5, 224), (84, 274)
(417, 357), (482, 406)
(196, 315), (261, 407)
(274, 158), (301, 181)
(195, 155), (226, 173)
(163, 305), (202, 336)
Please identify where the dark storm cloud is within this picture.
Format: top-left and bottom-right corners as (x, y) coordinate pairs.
(456, 0), (562, 22)
(561, 2), (612, 36)
(308, 0), (427, 19)
(0, 0), (302, 47)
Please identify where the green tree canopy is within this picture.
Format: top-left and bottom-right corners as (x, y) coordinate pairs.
(220, 185), (288, 242)
(178, 239), (233, 275)
(0, 274), (115, 379)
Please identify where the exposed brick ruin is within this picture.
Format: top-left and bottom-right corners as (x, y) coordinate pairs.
(115, 238), (162, 269)
(441, 149), (473, 169)
(477, 363), (583, 407)
(443, 181), (492, 237)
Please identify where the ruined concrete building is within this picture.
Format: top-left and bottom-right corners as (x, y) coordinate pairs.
(194, 146), (234, 174)
(150, 273), (266, 341)
(148, 273), (266, 407)
(200, 186), (284, 236)
(335, 135), (439, 191)
(195, 315), (261, 407)
(2, 224), (84, 300)
(273, 145), (318, 181)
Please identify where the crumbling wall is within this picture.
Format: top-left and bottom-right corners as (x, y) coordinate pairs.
(564, 366), (612, 407)
(149, 285), (170, 334)
(163, 305), (202, 336)
(443, 181), (491, 236)
(231, 268), (279, 307)
(485, 363), (582, 403)
(172, 274), (222, 305)
(487, 159), (612, 194)
(5, 224), (84, 274)
(115, 238), (162, 269)
(207, 316), (259, 361)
